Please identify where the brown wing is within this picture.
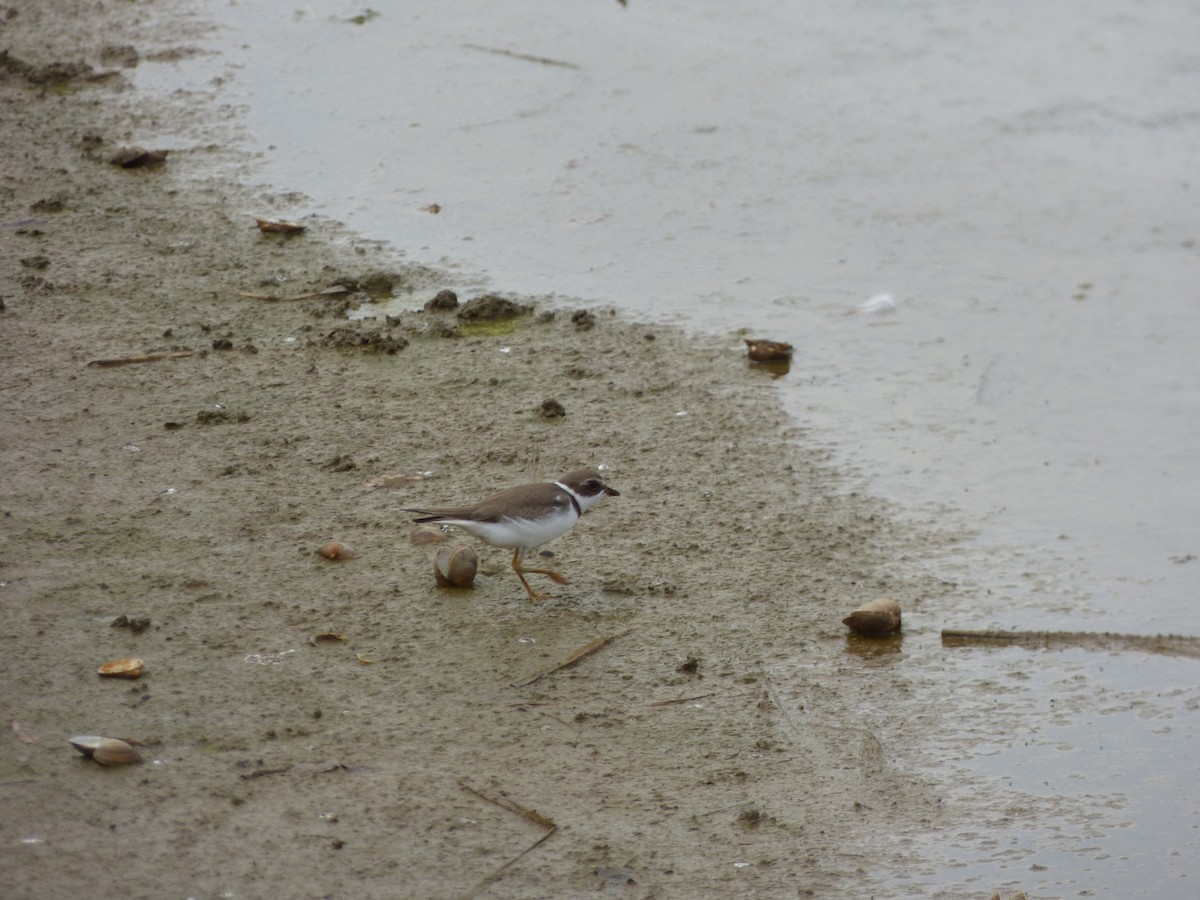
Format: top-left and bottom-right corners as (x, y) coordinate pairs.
(406, 503), (490, 524)
(406, 481), (564, 523)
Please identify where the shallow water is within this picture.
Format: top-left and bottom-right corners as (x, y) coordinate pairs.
(135, 1), (1200, 893)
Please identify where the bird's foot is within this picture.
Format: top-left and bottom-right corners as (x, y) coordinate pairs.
(521, 566), (569, 585)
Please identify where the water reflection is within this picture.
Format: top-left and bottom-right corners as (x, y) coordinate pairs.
(842, 631), (904, 660)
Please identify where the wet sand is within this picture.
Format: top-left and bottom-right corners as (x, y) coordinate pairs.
(1, 4), (1000, 897)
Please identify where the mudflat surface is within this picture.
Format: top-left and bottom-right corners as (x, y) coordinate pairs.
(1, 4), (968, 898)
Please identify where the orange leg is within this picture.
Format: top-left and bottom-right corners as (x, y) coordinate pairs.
(511, 548), (568, 603)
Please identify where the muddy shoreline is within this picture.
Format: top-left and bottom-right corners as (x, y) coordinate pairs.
(0, 4), (983, 897)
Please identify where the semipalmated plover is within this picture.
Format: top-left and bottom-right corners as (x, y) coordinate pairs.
(405, 467), (619, 602)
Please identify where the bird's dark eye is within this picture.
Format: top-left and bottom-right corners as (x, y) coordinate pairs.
(585, 480), (601, 490)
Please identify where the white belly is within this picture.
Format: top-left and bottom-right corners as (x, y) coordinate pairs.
(455, 510), (578, 550)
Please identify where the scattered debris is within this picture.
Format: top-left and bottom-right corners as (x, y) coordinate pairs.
(11, 720), (39, 744)
(421, 203), (441, 214)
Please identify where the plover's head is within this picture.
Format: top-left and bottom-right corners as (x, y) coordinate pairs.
(558, 467), (620, 512)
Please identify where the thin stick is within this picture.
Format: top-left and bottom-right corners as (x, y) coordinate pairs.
(237, 285), (351, 302)
(462, 43), (581, 69)
(238, 765), (293, 780)
(87, 350), (196, 368)
(514, 629), (632, 688)
(458, 780), (556, 830)
(457, 780), (558, 893)
(941, 629), (1200, 659)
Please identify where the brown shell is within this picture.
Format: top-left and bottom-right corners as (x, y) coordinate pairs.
(93, 738), (143, 766)
(744, 338), (794, 362)
(97, 657), (145, 678)
(255, 217), (305, 234)
(434, 544), (477, 588)
(842, 598), (902, 635)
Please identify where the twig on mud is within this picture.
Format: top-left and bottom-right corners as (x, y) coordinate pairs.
(513, 629), (632, 688)
(237, 285), (351, 302)
(457, 780), (558, 891)
(696, 800), (760, 818)
(87, 350), (197, 368)
(941, 628), (1200, 659)
(459, 780), (556, 830)
(647, 692), (717, 708)
(238, 765), (293, 780)
(461, 42), (581, 69)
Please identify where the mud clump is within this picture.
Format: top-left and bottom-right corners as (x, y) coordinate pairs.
(320, 324), (408, 354)
(424, 289), (459, 312)
(0, 50), (93, 85)
(539, 398), (567, 419)
(571, 309), (597, 330)
(359, 270), (404, 298)
(457, 293), (530, 321)
(196, 409), (250, 425)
